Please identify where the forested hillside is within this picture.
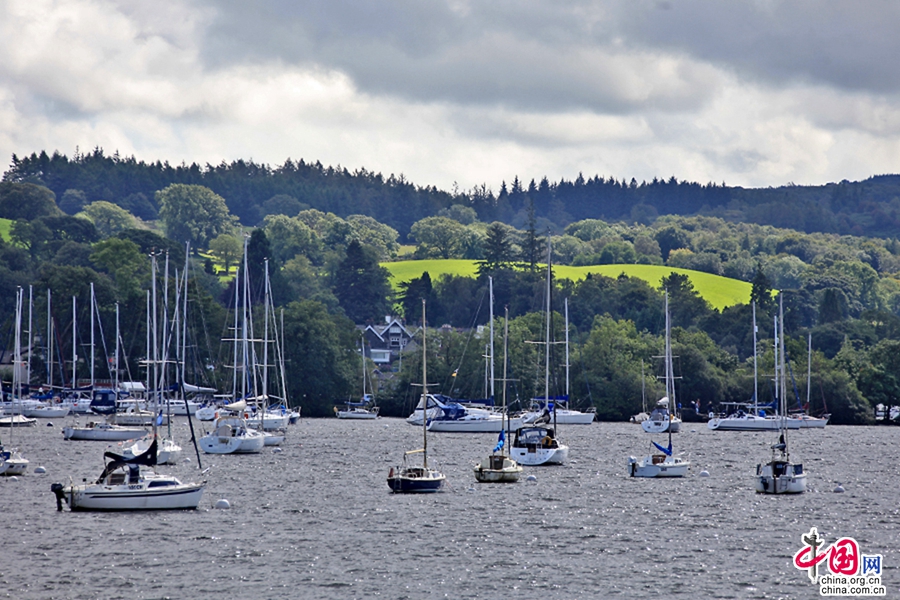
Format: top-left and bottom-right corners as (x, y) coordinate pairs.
(6, 149), (900, 239)
(2, 149), (900, 425)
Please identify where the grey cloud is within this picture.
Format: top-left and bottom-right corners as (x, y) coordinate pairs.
(193, 1), (717, 114)
(615, 1), (900, 93)
(193, 0), (900, 116)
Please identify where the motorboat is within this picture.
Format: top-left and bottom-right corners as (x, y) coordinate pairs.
(51, 439), (205, 511)
(0, 447), (29, 476)
(199, 415), (266, 454)
(509, 425), (569, 466)
(641, 397), (682, 433)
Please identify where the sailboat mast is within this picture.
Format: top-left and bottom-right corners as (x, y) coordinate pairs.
(779, 294), (788, 457)
(565, 297), (570, 399)
(421, 298), (428, 468)
(47, 289), (53, 390)
(665, 290), (673, 449)
(502, 305), (509, 453)
(807, 332), (812, 411)
(544, 239), (552, 428)
(114, 303), (120, 399)
(90, 282), (95, 390)
(489, 276), (494, 401)
(752, 301), (758, 414)
(71, 295), (76, 389)
(27, 285), (32, 386)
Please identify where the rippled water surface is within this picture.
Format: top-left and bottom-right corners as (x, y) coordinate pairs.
(1, 418), (898, 599)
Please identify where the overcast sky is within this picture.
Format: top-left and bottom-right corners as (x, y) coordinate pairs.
(2, 0), (899, 193)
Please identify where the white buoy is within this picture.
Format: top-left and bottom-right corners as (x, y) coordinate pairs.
(273, 447), (283, 454)
(526, 475), (537, 482)
(691, 429), (697, 433)
(467, 486), (475, 492)
(183, 457), (191, 463)
(8, 476), (18, 482)
(699, 470), (710, 477)
(34, 466), (46, 474)
(834, 483), (845, 493)
(215, 499), (231, 509)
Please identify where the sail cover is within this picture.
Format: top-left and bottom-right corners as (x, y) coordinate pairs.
(652, 440), (673, 456)
(95, 438), (158, 483)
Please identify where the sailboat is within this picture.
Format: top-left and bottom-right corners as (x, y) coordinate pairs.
(793, 333), (829, 428)
(509, 241), (569, 467)
(336, 340), (380, 419)
(474, 303), (523, 483)
(521, 298), (595, 425)
(1, 288), (37, 428)
(424, 277), (523, 433)
(629, 291), (690, 478)
(755, 294), (807, 494)
(51, 438), (206, 511)
(387, 299), (445, 493)
(200, 238), (266, 454)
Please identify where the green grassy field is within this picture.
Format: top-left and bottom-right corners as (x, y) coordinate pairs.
(383, 260), (753, 310)
(0, 218), (11, 243)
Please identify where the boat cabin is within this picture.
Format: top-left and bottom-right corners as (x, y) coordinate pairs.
(513, 426), (558, 449)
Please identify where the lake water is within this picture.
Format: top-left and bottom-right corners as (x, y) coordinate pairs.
(1, 418), (896, 599)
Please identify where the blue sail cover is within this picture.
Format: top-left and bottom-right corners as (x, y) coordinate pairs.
(493, 430), (505, 453)
(652, 440), (673, 456)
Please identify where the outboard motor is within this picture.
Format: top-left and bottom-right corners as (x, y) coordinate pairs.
(50, 482), (66, 511)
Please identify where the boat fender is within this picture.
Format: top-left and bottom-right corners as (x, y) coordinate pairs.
(333, 406), (338, 414)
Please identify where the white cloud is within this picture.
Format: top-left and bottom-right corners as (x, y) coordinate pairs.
(0, 0), (898, 194)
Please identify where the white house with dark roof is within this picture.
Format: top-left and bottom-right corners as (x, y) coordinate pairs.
(361, 316), (417, 367)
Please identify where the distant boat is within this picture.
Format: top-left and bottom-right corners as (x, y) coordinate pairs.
(337, 341), (380, 420)
(755, 295), (806, 495)
(63, 418), (147, 441)
(0, 447), (29, 476)
(51, 438), (206, 511)
(387, 299), (445, 493)
(629, 291), (690, 478)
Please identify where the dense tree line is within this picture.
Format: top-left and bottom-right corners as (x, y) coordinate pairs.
(7, 149), (900, 240)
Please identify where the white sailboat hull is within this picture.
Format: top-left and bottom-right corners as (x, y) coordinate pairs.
(628, 454), (689, 478)
(22, 405), (70, 418)
(474, 455), (523, 482)
(337, 408), (379, 419)
(59, 478), (205, 510)
(522, 409), (595, 425)
(63, 423), (147, 441)
(641, 417), (681, 433)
